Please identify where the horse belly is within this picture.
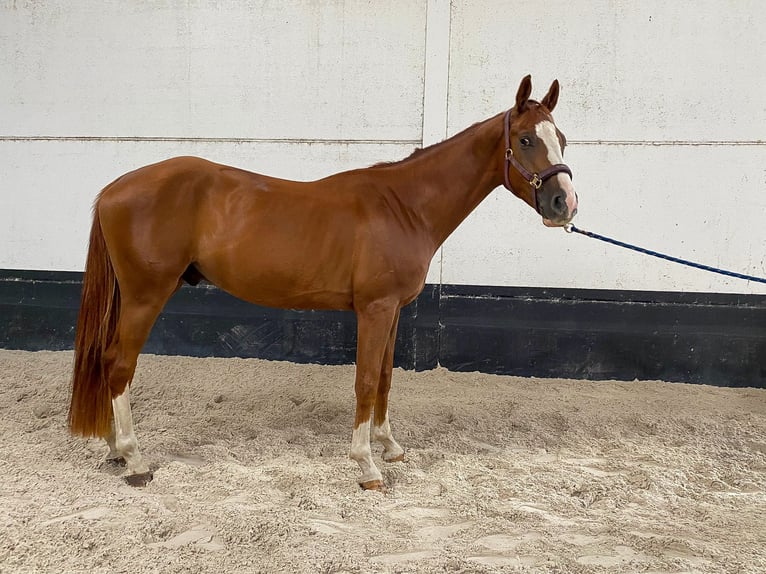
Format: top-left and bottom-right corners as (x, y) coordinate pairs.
(226, 258), (354, 310)
(196, 221), (356, 311)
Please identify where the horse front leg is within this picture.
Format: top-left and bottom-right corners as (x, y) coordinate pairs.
(372, 309), (405, 463)
(349, 301), (399, 491)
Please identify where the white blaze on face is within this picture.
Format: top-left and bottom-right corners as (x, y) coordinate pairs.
(535, 120), (565, 165)
(535, 120), (577, 216)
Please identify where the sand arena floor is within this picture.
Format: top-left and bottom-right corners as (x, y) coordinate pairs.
(1, 350), (764, 573)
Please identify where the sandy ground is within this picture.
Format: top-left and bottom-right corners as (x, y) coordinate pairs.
(1, 350), (765, 574)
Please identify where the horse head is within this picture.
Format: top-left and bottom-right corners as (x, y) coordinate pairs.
(503, 75), (578, 227)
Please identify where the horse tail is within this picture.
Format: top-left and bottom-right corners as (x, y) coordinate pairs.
(69, 203), (119, 438)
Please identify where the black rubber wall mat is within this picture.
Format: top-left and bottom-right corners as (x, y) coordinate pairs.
(1, 269), (763, 387)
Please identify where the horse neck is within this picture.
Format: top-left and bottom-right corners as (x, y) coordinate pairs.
(386, 113), (505, 247)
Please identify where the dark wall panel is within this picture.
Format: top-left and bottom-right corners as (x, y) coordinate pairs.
(1, 270), (763, 387)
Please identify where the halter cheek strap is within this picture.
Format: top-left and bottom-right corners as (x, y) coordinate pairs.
(502, 109), (573, 213)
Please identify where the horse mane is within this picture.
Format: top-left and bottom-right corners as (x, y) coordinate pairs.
(370, 143), (436, 168)
(370, 103), (560, 170)
(370, 113), (504, 169)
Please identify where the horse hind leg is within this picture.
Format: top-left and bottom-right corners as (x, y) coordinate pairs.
(104, 423), (125, 465)
(111, 385), (153, 486)
(104, 279), (181, 486)
(372, 310), (405, 463)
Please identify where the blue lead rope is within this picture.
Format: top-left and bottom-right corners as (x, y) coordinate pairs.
(565, 224), (766, 285)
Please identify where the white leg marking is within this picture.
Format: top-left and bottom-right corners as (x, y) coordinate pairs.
(348, 420), (383, 485)
(111, 387), (150, 476)
(105, 423), (121, 460)
(372, 411), (405, 462)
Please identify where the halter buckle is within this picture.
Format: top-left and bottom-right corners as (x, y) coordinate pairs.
(529, 174), (543, 189)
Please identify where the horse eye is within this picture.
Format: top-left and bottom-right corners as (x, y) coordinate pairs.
(520, 136), (532, 147)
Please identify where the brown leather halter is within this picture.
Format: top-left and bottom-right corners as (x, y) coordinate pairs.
(502, 108), (573, 213)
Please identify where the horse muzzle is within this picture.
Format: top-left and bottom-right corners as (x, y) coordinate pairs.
(539, 172), (578, 227)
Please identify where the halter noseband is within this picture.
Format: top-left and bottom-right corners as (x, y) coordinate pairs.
(502, 109), (573, 213)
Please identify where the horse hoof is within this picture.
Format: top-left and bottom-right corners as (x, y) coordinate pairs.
(384, 453), (405, 463)
(359, 479), (387, 493)
(104, 456), (127, 468)
(124, 471), (154, 487)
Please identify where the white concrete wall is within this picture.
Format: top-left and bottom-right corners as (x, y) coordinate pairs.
(2, 1), (765, 295)
(443, 0), (766, 295)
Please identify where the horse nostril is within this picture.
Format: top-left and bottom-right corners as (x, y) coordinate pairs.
(552, 193), (566, 214)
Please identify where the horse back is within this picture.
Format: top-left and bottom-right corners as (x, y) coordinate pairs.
(96, 157), (430, 311)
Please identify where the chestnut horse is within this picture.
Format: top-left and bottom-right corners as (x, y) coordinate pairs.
(69, 75), (577, 490)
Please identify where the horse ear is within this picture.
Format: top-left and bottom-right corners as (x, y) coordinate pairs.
(541, 79), (560, 112)
(515, 74), (533, 113)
